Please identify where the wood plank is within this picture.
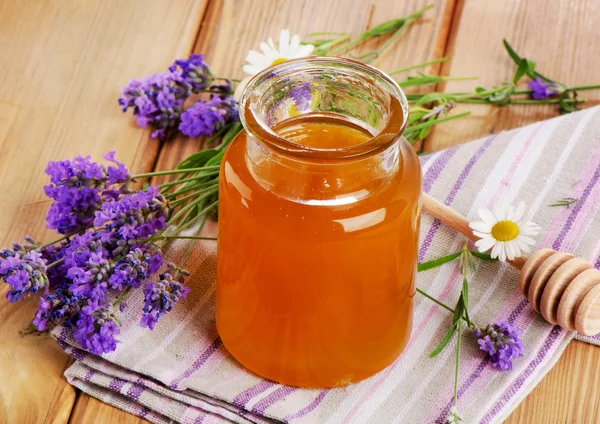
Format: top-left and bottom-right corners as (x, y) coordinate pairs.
(132, 2), (456, 423)
(505, 341), (600, 424)
(155, 0), (457, 179)
(423, 0), (600, 421)
(69, 395), (146, 424)
(424, 0), (600, 152)
(0, 1), (208, 423)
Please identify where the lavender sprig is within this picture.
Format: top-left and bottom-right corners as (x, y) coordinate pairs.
(179, 95), (239, 138)
(169, 54), (214, 93)
(119, 72), (191, 140)
(417, 246), (523, 420)
(476, 321), (524, 370)
(141, 264), (191, 330)
(44, 152), (130, 235)
(0, 248), (48, 303)
(0, 149), (234, 355)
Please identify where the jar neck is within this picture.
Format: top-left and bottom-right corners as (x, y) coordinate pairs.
(238, 57), (409, 204)
(245, 128), (402, 205)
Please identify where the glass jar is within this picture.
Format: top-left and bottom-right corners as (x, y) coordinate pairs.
(216, 57), (421, 388)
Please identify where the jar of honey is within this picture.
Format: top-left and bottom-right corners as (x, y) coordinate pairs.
(216, 57), (421, 388)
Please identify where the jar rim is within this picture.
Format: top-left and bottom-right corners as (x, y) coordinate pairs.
(239, 56), (409, 161)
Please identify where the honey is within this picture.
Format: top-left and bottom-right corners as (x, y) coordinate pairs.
(216, 116), (421, 387)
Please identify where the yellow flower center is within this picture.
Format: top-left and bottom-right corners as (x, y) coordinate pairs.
(270, 57), (288, 66)
(491, 220), (519, 242)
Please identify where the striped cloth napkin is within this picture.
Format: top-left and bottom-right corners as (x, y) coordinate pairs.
(53, 106), (600, 423)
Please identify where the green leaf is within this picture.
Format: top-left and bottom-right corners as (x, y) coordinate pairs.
(419, 125), (431, 140)
(406, 111), (471, 133)
(513, 59), (528, 84)
(417, 250), (462, 272)
(414, 91), (452, 105)
(176, 149), (218, 170)
(469, 250), (497, 261)
(526, 59), (536, 77)
(205, 150), (225, 167)
(453, 293), (465, 325)
(503, 39), (522, 66)
(559, 90), (578, 113)
(503, 39), (554, 83)
(462, 277), (469, 310)
(220, 122), (243, 149)
(488, 84), (515, 104)
(408, 107), (429, 123)
(429, 323), (457, 358)
(358, 5), (432, 40)
(461, 277), (472, 326)
(388, 56), (450, 75)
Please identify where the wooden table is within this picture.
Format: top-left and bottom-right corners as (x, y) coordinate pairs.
(1, 0), (599, 422)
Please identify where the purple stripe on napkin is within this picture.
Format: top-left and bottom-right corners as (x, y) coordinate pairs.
(169, 337), (222, 390)
(284, 390), (331, 423)
(233, 380), (276, 408)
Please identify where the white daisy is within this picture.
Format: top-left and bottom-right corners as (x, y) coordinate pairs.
(469, 202), (541, 262)
(242, 29), (315, 76)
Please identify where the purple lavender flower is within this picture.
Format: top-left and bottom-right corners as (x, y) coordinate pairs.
(528, 77), (557, 100)
(109, 248), (162, 291)
(210, 79), (235, 95)
(169, 54), (214, 93)
(179, 95), (239, 138)
(44, 153), (130, 235)
(33, 287), (83, 331)
(0, 248), (48, 302)
(476, 320), (524, 370)
(73, 307), (121, 355)
(140, 268), (190, 330)
(94, 186), (168, 247)
(119, 71), (191, 140)
(2, 151), (194, 356)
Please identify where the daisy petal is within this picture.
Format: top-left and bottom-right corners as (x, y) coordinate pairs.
(505, 242), (519, 260)
(242, 64), (261, 76)
(469, 221), (492, 233)
(475, 237), (496, 252)
(506, 204), (516, 221)
(259, 42), (276, 57)
(296, 43), (315, 57)
(517, 234), (537, 246)
(279, 30), (290, 55)
(513, 202), (526, 222)
(246, 50), (269, 67)
(498, 244), (507, 262)
(289, 34), (300, 53)
(477, 208), (497, 225)
(472, 230), (490, 239)
(520, 222), (541, 236)
(514, 237), (532, 254)
(491, 243), (503, 260)
(493, 204), (505, 221)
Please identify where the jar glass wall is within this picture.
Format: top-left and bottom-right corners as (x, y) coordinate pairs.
(216, 57), (421, 388)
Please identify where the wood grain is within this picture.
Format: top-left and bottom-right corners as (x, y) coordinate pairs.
(505, 340), (600, 424)
(155, 0), (457, 183)
(3, 0), (600, 423)
(424, 0), (600, 152)
(427, 0), (600, 422)
(0, 0), (207, 423)
(69, 395), (145, 424)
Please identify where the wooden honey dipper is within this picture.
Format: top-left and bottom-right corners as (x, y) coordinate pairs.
(422, 193), (600, 336)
